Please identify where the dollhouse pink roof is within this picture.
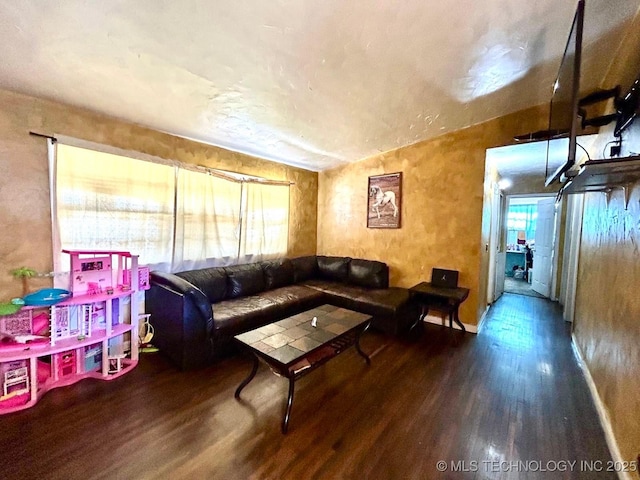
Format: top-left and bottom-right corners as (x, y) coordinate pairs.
(62, 249), (133, 256)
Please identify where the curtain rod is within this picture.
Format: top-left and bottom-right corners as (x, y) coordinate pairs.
(29, 131), (294, 186)
(202, 167), (295, 186)
(29, 131), (57, 142)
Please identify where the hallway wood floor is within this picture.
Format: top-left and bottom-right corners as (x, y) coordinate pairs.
(504, 276), (546, 298)
(0, 294), (615, 479)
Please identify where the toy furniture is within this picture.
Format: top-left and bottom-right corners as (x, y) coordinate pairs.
(3, 366), (29, 397)
(0, 250), (150, 414)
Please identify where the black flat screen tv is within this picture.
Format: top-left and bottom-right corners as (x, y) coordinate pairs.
(545, 0), (585, 187)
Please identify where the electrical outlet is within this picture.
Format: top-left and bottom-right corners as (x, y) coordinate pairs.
(610, 144), (621, 156)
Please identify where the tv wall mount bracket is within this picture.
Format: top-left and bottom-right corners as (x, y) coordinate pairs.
(578, 86), (621, 131)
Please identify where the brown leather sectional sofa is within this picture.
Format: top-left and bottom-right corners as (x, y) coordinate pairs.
(146, 255), (416, 370)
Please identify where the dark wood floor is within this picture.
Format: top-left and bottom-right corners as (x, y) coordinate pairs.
(0, 293), (615, 479)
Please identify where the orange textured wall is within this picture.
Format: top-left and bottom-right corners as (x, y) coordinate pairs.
(573, 182), (640, 465)
(318, 105), (548, 327)
(570, 11), (640, 465)
(0, 88), (317, 298)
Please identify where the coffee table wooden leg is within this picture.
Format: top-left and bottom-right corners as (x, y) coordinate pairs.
(235, 354), (259, 398)
(355, 321), (371, 365)
(282, 377), (295, 434)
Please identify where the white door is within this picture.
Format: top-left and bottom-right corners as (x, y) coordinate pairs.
(532, 197), (556, 297)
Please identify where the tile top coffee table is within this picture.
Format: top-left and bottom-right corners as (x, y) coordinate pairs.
(233, 304), (372, 433)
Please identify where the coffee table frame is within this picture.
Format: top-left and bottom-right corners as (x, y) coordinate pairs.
(234, 306), (371, 433)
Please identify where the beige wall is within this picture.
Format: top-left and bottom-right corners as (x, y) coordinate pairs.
(570, 11), (640, 465)
(0, 88), (318, 298)
(571, 111), (640, 467)
(318, 104), (548, 326)
(574, 181), (640, 465)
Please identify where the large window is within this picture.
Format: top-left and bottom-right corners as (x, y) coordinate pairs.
(51, 142), (289, 273)
(240, 182), (290, 262)
(173, 168), (243, 271)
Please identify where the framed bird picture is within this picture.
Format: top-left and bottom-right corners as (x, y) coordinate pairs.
(367, 172), (402, 228)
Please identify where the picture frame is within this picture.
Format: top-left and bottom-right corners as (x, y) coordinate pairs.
(367, 172), (402, 228)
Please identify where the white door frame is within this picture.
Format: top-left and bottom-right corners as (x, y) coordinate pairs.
(504, 193), (558, 297)
(560, 193), (584, 322)
(487, 183), (500, 303)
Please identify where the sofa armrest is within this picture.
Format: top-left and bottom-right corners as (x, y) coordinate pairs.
(150, 271), (213, 323)
(147, 271), (214, 370)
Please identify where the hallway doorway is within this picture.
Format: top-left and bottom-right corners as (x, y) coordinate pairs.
(502, 196), (554, 299)
(483, 136), (597, 308)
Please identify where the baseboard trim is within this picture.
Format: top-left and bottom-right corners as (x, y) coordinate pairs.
(423, 314), (478, 334)
(476, 305), (490, 334)
(571, 334), (633, 480)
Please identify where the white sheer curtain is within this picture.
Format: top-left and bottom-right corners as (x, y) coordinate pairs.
(173, 169), (242, 271)
(53, 143), (176, 273)
(49, 141), (289, 272)
(239, 182), (290, 263)
(52, 142), (290, 274)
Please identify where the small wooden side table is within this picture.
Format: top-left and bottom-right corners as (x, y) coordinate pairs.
(409, 282), (470, 333)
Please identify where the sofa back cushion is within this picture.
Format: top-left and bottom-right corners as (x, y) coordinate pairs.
(224, 263), (266, 299)
(291, 256), (318, 283)
(176, 268), (228, 303)
(348, 258), (389, 289)
(317, 256), (351, 281)
(262, 259), (294, 290)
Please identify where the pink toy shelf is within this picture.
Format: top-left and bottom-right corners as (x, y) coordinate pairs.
(0, 250), (146, 414)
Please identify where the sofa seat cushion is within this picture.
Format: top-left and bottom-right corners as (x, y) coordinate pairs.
(213, 285), (325, 337)
(353, 287), (412, 315)
(214, 296), (281, 336)
(255, 284), (325, 307)
(302, 280), (410, 317)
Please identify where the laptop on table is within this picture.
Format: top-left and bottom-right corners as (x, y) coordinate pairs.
(431, 268), (459, 289)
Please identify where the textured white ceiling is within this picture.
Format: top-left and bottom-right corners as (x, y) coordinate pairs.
(486, 134), (598, 180)
(0, 0), (638, 171)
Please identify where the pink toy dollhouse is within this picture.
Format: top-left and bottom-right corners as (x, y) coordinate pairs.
(0, 250), (148, 414)
(56, 350), (76, 377)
